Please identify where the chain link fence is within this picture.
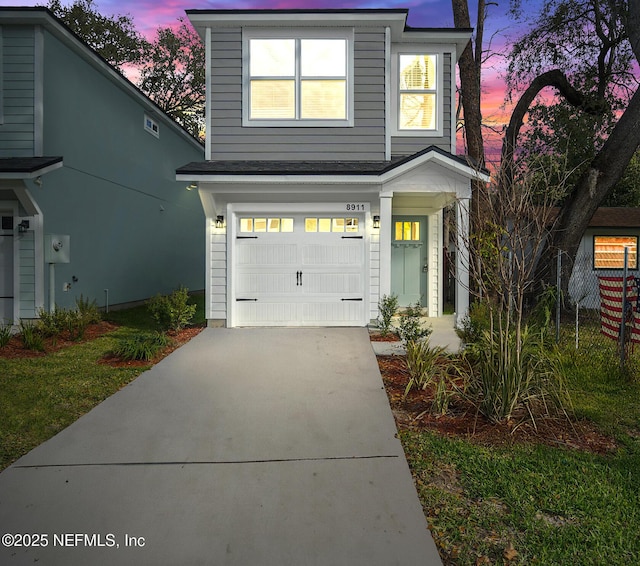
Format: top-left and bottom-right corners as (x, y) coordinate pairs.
(554, 247), (640, 377)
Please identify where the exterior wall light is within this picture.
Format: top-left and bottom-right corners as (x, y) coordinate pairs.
(18, 220), (30, 232)
(186, 183), (198, 191)
(373, 215), (380, 229)
(215, 215), (225, 228)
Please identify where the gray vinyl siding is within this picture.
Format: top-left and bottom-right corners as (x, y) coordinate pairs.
(209, 28), (386, 161)
(0, 26), (35, 157)
(391, 53), (453, 156)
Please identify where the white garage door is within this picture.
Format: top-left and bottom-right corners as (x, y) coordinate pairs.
(234, 215), (366, 326)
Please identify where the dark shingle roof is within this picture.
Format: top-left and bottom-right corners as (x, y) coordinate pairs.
(589, 207), (640, 228)
(0, 156), (63, 174)
(177, 146), (482, 177)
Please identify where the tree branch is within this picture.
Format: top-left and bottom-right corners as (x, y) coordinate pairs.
(500, 69), (608, 186)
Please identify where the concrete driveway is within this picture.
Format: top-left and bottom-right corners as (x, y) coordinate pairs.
(0, 328), (441, 565)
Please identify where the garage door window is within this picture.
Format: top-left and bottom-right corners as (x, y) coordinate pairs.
(305, 217), (359, 233)
(240, 218), (294, 233)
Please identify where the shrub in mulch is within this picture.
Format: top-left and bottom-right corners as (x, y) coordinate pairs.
(377, 354), (617, 456)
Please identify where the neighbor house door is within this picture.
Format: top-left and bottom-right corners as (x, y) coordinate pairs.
(391, 216), (427, 307)
(0, 213), (14, 323)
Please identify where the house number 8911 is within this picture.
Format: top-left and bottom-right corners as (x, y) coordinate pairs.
(346, 204), (366, 211)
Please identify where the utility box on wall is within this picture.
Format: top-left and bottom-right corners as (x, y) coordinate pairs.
(44, 234), (70, 263)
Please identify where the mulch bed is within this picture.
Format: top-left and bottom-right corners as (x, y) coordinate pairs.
(99, 326), (204, 368)
(369, 330), (401, 342)
(0, 321), (119, 359)
(377, 354), (618, 455)
(0, 321), (204, 368)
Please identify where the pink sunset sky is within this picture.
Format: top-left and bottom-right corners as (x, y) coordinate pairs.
(6, 0), (536, 162)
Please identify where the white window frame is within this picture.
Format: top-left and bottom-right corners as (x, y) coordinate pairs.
(242, 28), (354, 128)
(391, 46), (445, 137)
(144, 114), (159, 138)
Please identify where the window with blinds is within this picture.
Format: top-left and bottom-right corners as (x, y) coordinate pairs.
(246, 35), (349, 125)
(593, 236), (638, 269)
(398, 54), (437, 130)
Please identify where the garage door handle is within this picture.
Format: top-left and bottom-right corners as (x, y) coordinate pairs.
(236, 298), (258, 301)
(341, 298), (363, 301)
(342, 235), (363, 239)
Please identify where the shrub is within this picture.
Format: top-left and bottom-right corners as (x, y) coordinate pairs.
(37, 297), (100, 342)
(456, 300), (493, 345)
(76, 295), (101, 325)
(404, 339), (443, 399)
(111, 332), (172, 361)
(404, 339), (468, 414)
(465, 323), (572, 426)
(19, 320), (45, 352)
(377, 293), (399, 336)
(0, 321), (12, 348)
(147, 287), (196, 332)
(37, 308), (66, 340)
(397, 301), (432, 345)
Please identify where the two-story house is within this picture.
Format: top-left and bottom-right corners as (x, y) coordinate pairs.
(177, 8), (488, 328)
(0, 7), (205, 324)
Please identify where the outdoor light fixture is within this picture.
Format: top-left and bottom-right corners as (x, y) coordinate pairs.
(373, 215), (380, 229)
(18, 220), (30, 232)
(215, 215), (225, 228)
(186, 183), (197, 191)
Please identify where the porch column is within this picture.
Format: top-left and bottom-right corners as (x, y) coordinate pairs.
(455, 197), (470, 327)
(379, 195), (393, 298)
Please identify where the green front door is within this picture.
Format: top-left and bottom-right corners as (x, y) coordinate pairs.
(391, 216), (427, 306)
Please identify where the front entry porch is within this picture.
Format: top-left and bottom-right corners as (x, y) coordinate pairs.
(369, 314), (462, 354)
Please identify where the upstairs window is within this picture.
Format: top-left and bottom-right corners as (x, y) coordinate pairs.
(398, 54), (437, 131)
(244, 29), (353, 127)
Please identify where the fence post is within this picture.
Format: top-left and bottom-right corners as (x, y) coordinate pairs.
(556, 249), (562, 343)
(620, 247), (629, 369)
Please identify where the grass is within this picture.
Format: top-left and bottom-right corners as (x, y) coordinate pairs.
(400, 330), (640, 565)
(0, 294), (205, 471)
(403, 431), (640, 565)
(2, 299), (639, 564)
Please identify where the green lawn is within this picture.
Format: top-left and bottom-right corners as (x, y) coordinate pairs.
(0, 294), (205, 471)
(400, 339), (640, 565)
(2, 302), (639, 564)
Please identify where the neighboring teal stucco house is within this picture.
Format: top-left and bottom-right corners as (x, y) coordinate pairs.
(0, 7), (205, 323)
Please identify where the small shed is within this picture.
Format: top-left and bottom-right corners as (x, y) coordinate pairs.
(569, 207), (640, 309)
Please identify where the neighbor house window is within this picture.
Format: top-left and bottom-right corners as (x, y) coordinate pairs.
(244, 29), (353, 127)
(398, 54), (437, 130)
(144, 114), (159, 138)
(593, 236), (638, 269)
